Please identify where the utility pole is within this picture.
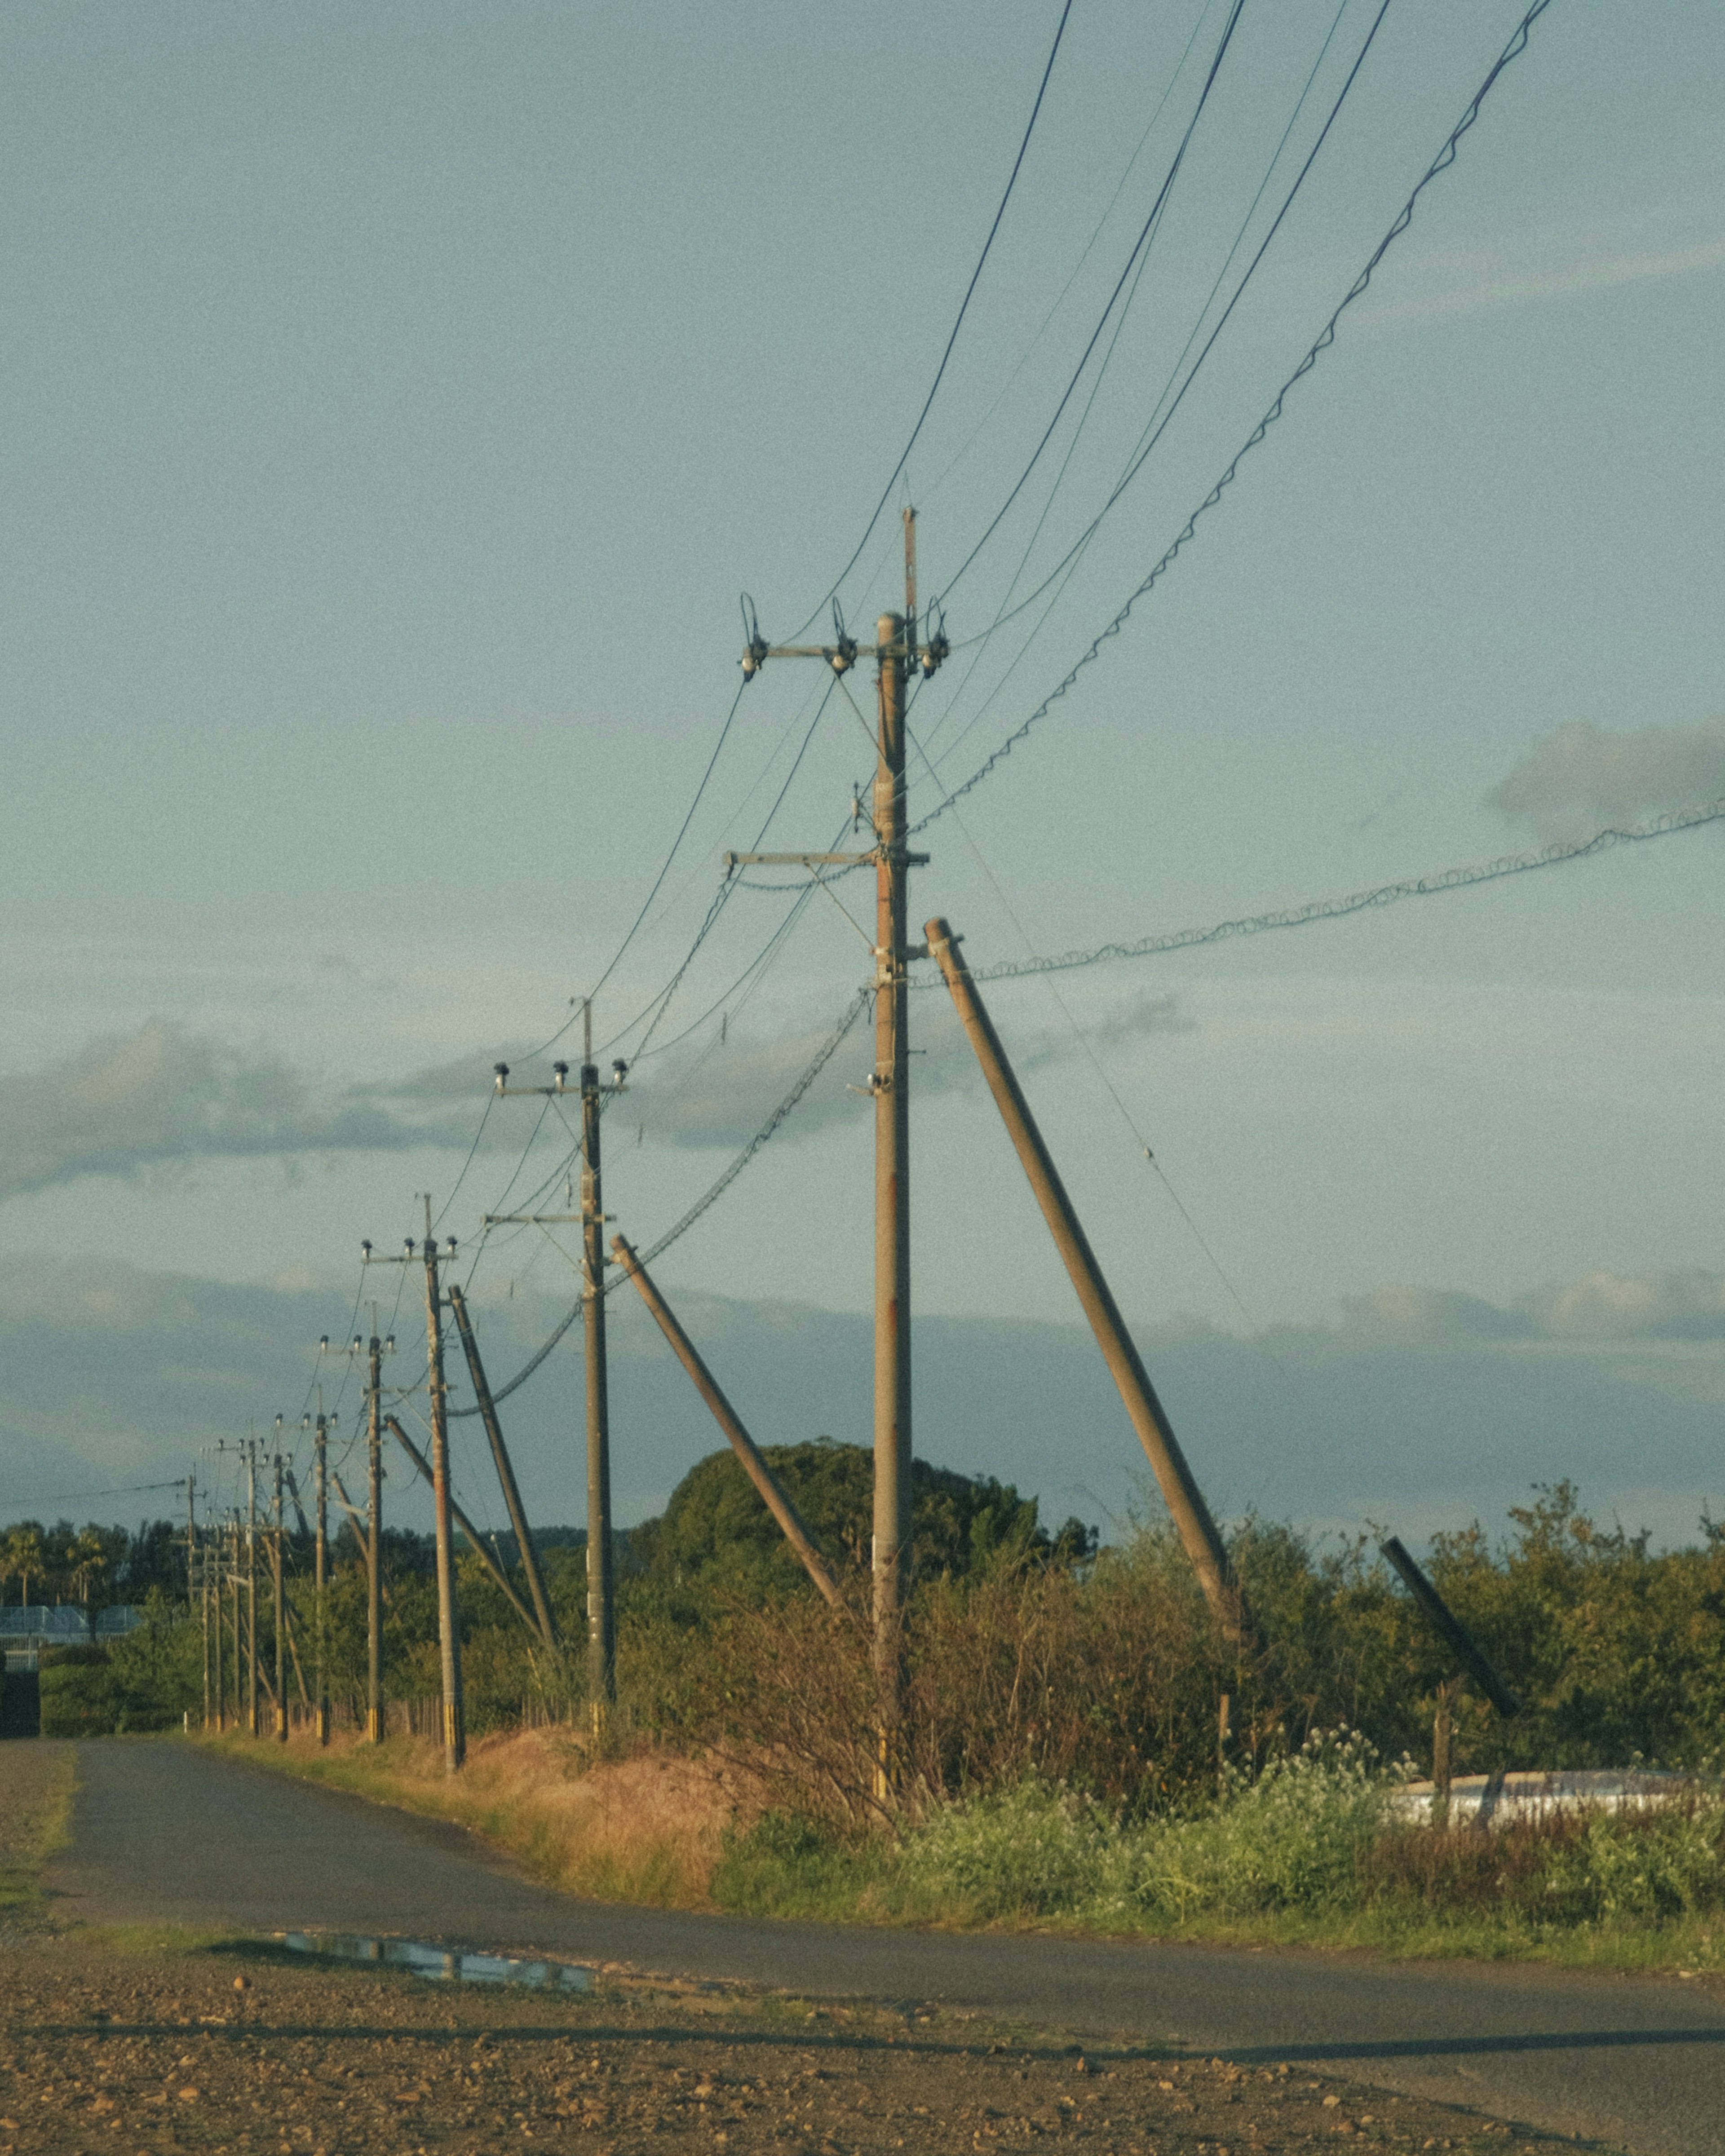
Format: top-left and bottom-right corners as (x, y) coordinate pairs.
(727, 509), (946, 1776)
(272, 1449), (288, 1741)
(198, 1503), (211, 1730)
(186, 1474), (197, 1614)
(245, 1444), (259, 1736)
(367, 1321), (389, 1741)
(228, 1514), (241, 1734)
(210, 1511), (223, 1732)
(488, 1029), (630, 1737)
(314, 1412), (329, 1743)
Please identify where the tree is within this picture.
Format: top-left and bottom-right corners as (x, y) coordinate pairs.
(5, 1524), (46, 1609)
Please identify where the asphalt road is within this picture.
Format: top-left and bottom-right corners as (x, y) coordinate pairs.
(40, 1741), (1725, 2154)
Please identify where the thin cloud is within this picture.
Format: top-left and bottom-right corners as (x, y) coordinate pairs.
(0, 1021), (470, 1201)
(1341, 1268), (1725, 1346)
(1489, 716), (1725, 839)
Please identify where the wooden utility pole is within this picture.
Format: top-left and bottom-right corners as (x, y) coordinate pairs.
(211, 1516), (225, 1732)
(228, 1515), (241, 1734)
(272, 1450), (288, 1741)
(245, 1445), (259, 1736)
(926, 917), (1251, 1648)
(367, 1328), (385, 1741)
(314, 1413), (330, 1744)
(447, 1282), (558, 1652)
(725, 509), (944, 1772)
(579, 1012), (616, 1734)
(186, 1474), (197, 1613)
(423, 1202), (465, 1772)
(198, 1507), (211, 1731)
(488, 1029), (630, 1736)
(362, 1227), (465, 1767)
(612, 1234), (843, 1608)
(386, 1417), (541, 1634)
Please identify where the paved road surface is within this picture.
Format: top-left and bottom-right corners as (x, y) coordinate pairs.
(40, 1742), (1725, 2153)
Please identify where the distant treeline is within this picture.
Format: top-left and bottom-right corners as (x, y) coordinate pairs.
(11, 1458), (1725, 1815)
(0, 1516), (186, 1612)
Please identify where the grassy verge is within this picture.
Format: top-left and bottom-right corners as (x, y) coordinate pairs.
(192, 1724), (745, 1908)
(0, 1743), (77, 1912)
(194, 1727), (1725, 1979)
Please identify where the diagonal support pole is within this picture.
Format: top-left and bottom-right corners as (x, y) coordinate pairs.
(611, 1235), (845, 1609)
(926, 915), (1252, 1650)
(385, 1415), (542, 1638)
(447, 1283), (560, 1653)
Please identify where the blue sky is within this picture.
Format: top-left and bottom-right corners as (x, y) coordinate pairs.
(4, 0), (1724, 1546)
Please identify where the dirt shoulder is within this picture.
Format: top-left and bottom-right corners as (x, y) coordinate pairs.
(0, 1926), (1583, 2156)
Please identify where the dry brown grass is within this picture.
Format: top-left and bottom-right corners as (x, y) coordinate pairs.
(209, 1724), (760, 1909)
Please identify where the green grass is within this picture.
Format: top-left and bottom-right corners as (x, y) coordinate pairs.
(0, 1745), (77, 1912)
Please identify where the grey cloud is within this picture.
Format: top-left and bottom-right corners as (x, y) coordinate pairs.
(635, 991), (1189, 1153)
(1339, 1268), (1725, 1346)
(0, 1021), (476, 1200)
(6, 1253), (1724, 1553)
(1489, 716), (1725, 839)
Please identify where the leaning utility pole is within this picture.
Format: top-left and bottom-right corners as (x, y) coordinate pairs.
(926, 917), (1250, 1648)
(488, 1026), (629, 1736)
(728, 509), (946, 1768)
(447, 1282), (558, 1653)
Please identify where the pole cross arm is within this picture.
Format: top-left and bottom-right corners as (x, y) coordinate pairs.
(1380, 1536), (1521, 1719)
(725, 850), (877, 868)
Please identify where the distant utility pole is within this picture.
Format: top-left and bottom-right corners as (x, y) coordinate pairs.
(197, 1502), (211, 1730)
(314, 1411), (329, 1744)
(728, 508), (947, 1772)
(185, 1474), (197, 1616)
(272, 1449), (288, 1742)
(367, 1320), (390, 1741)
(245, 1444), (259, 1736)
(323, 1320), (393, 1742)
(227, 1514), (241, 1734)
(365, 1213), (464, 1771)
(489, 1015), (629, 1736)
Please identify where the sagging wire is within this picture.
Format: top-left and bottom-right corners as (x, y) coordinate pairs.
(915, 0), (1556, 834)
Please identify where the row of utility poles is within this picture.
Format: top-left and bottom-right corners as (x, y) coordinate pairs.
(194, 1325), (393, 1745)
(182, 505), (1510, 1794)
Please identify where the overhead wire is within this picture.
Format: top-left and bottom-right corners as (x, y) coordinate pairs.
(908, 793), (1725, 991)
(916, 0), (1219, 512)
(931, 0), (1249, 611)
(450, 983), (870, 1416)
(915, 0), (1555, 832)
(790, 0), (1077, 639)
(920, 0), (1355, 766)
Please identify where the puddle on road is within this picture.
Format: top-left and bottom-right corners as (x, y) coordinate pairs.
(279, 1933), (592, 1993)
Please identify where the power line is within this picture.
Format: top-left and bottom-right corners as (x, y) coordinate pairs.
(790, 0), (1076, 637)
(915, 0), (1555, 831)
(907, 794), (1725, 990)
(920, 0), (1354, 767)
(932, 0), (1248, 609)
(450, 985), (870, 1417)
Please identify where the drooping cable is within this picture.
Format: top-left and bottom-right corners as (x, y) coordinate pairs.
(449, 986), (870, 1415)
(526, 676), (751, 1061)
(907, 792), (1725, 991)
(932, 0), (1248, 609)
(916, 0), (1555, 830)
(788, 0), (1077, 638)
